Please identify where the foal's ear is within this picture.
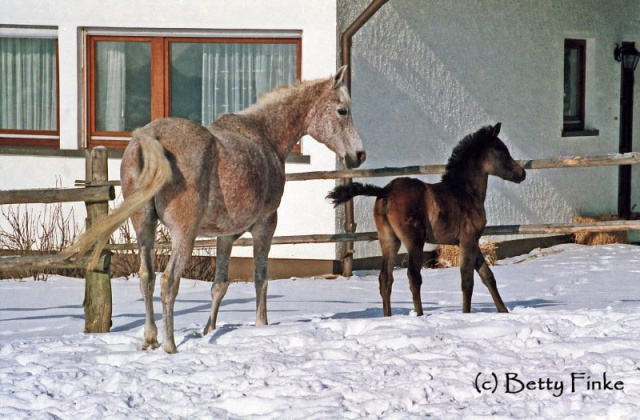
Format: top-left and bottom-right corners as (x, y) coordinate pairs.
(333, 65), (348, 88)
(492, 123), (502, 137)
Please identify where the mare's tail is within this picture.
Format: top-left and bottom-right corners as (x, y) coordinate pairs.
(61, 127), (172, 270)
(326, 182), (388, 207)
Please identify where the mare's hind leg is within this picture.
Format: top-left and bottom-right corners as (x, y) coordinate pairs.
(474, 246), (508, 313)
(160, 229), (197, 353)
(131, 207), (160, 350)
(375, 208), (400, 317)
(251, 213), (278, 326)
(204, 233), (240, 335)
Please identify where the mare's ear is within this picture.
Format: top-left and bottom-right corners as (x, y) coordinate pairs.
(492, 122), (502, 136)
(333, 65), (348, 88)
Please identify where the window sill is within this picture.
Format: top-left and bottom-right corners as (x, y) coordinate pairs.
(561, 129), (600, 138)
(286, 153), (310, 164)
(1, 145), (311, 165)
(0, 145), (124, 158)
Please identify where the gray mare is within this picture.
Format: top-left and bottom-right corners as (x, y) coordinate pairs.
(64, 66), (365, 353)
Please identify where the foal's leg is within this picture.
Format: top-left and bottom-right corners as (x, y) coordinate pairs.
(251, 213), (277, 326)
(474, 247), (509, 313)
(405, 241), (425, 316)
(204, 233), (240, 335)
(458, 242), (477, 313)
(131, 207), (160, 350)
(375, 217), (401, 317)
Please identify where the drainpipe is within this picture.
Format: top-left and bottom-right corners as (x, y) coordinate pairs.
(617, 42), (638, 220)
(339, 0), (389, 276)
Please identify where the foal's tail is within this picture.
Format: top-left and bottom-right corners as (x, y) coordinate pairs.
(326, 182), (388, 207)
(61, 127), (172, 270)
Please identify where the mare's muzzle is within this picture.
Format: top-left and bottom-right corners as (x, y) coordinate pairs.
(345, 150), (366, 169)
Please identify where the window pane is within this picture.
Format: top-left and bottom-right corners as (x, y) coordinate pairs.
(95, 41), (151, 132)
(563, 47), (580, 118)
(0, 37), (57, 131)
(170, 42), (297, 126)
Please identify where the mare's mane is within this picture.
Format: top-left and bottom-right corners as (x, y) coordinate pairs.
(251, 78), (325, 110)
(441, 125), (495, 189)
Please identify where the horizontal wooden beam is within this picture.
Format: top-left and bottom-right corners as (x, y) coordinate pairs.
(69, 152), (640, 185)
(0, 185), (115, 205)
(285, 152), (640, 181)
(2, 221), (636, 272)
(483, 220), (640, 235)
(106, 220), (640, 251)
(0, 252), (110, 272)
(518, 152), (640, 170)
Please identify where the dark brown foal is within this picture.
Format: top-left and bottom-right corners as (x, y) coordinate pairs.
(328, 123), (525, 316)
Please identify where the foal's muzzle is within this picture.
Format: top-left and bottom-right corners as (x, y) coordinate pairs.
(513, 167), (526, 183)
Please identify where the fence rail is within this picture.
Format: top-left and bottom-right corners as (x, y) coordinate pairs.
(0, 186), (114, 205)
(101, 220), (640, 252)
(285, 152), (640, 181)
(0, 252), (109, 272)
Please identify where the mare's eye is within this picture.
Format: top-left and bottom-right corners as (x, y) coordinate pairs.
(338, 107), (349, 116)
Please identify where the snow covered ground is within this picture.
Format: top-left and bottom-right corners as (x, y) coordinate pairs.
(1, 243), (639, 419)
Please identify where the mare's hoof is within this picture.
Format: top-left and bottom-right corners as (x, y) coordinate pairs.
(142, 341), (160, 351)
(203, 318), (216, 336)
(163, 344), (178, 354)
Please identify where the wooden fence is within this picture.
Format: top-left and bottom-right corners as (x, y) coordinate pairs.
(107, 152), (640, 255)
(1, 150), (640, 331)
(0, 148), (113, 333)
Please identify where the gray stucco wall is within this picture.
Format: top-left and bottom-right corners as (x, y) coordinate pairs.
(337, 0), (640, 258)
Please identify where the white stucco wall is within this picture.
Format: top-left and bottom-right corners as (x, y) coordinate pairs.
(338, 0), (640, 259)
(1, 0), (341, 259)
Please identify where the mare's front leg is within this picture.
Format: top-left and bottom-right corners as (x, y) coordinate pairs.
(204, 233), (240, 335)
(474, 247), (508, 313)
(251, 213), (277, 326)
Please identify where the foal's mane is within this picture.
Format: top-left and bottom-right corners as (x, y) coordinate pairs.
(441, 125), (495, 188)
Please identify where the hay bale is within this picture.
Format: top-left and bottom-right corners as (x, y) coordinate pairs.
(436, 240), (497, 268)
(573, 215), (627, 245)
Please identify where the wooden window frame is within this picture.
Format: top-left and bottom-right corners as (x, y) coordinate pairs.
(0, 38), (60, 148)
(563, 39), (586, 133)
(86, 35), (302, 151)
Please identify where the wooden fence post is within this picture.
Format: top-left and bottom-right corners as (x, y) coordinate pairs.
(83, 147), (112, 333)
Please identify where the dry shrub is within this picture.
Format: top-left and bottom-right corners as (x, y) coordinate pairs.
(110, 222), (217, 281)
(436, 241), (497, 268)
(0, 203), (82, 280)
(572, 214), (627, 245)
(0, 202), (217, 281)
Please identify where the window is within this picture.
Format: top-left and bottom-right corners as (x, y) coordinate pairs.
(563, 39), (586, 133)
(87, 35), (301, 149)
(0, 34), (59, 147)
